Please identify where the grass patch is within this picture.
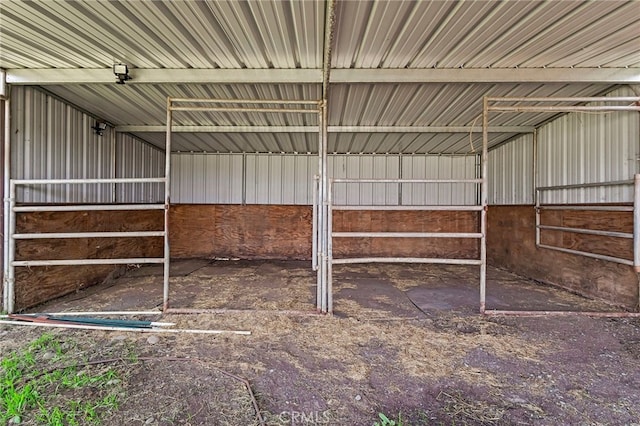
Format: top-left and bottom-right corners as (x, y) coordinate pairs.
(0, 332), (125, 425)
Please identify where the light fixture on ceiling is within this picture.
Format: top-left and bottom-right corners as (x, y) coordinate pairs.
(113, 63), (131, 84)
(92, 121), (108, 136)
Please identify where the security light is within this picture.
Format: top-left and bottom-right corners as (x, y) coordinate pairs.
(113, 63), (131, 84)
(92, 121), (108, 136)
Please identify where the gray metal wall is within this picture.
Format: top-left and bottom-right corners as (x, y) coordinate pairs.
(10, 86), (166, 204)
(10, 86), (114, 203)
(489, 86), (640, 205)
(488, 134), (534, 205)
(115, 133), (165, 203)
(170, 153), (478, 205)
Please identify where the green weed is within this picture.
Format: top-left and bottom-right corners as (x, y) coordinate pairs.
(0, 332), (126, 425)
(375, 411), (404, 426)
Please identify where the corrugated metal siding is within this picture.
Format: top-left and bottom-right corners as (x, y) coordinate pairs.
(115, 134), (165, 203)
(489, 134), (534, 205)
(10, 86), (113, 203)
(171, 153), (243, 204)
(328, 155), (400, 205)
(538, 87), (640, 204)
(401, 156), (478, 205)
(245, 154), (315, 204)
(170, 152), (477, 206)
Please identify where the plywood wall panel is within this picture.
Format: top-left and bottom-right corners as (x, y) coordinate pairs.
(13, 209), (163, 310)
(488, 205), (638, 309)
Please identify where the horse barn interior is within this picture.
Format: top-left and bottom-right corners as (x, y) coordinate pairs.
(1, 0), (639, 318)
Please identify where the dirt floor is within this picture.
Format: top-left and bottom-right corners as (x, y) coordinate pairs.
(2, 260), (640, 425)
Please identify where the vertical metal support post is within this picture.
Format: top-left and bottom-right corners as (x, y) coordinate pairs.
(327, 179), (333, 314)
(312, 175), (318, 272)
(533, 130), (540, 247)
(7, 181), (15, 313)
(320, 102), (329, 313)
(2, 95), (10, 312)
(163, 98), (172, 311)
(316, 110), (324, 311)
(111, 127), (117, 203)
(634, 174), (640, 272)
(480, 97), (489, 313)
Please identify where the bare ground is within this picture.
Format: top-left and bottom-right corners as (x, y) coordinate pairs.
(2, 261), (640, 425)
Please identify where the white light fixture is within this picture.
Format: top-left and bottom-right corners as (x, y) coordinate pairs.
(113, 63), (131, 84)
(92, 121), (108, 136)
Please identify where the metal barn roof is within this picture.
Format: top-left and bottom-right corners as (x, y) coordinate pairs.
(1, 0), (639, 154)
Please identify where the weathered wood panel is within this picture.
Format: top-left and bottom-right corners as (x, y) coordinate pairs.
(539, 208), (632, 259)
(169, 204), (312, 259)
(14, 209), (163, 310)
(15, 204), (481, 309)
(170, 205), (479, 260)
(332, 210), (479, 258)
(488, 205), (638, 309)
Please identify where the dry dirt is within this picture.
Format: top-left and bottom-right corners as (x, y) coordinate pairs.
(2, 261), (640, 425)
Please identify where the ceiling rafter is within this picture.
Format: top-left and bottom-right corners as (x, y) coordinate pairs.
(5, 67), (639, 85)
(116, 125), (535, 133)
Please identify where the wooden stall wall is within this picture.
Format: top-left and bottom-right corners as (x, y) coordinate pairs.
(14, 210), (163, 310)
(17, 204), (479, 310)
(487, 205), (639, 309)
(169, 204), (312, 259)
(169, 205), (479, 260)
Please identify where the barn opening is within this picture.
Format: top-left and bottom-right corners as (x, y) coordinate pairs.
(1, 1), (639, 318)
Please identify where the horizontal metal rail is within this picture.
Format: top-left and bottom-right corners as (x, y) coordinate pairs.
(331, 178), (482, 184)
(13, 231), (166, 240)
(11, 178), (166, 185)
(170, 106), (318, 114)
(537, 244), (633, 266)
(333, 205), (484, 211)
(332, 232), (482, 238)
(486, 96), (640, 103)
(489, 105), (640, 112)
(537, 225), (632, 239)
(537, 180), (633, 191)
(169, 98), (320, 106)
(483, 309), (640, 318)
(13, 204), (166, 212)
(538, 205), (633, 212)
(332, 257), (483, 265)
(12, 258), (166, 267)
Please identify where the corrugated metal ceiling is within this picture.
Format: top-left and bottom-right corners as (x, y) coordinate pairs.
(41, 81), (610, 129)
(1, 0), (639, 154)
(2, 1), (637, 70)
(0, 0), (324, 69)
(44, 83), (321, 126)
(130, 131), (516, 155)
(332, 0), (640, 68)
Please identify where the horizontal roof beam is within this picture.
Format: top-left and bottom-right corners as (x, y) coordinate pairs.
(118, 125), (534, 133)
(331, 68), (640, 84)
(5, 68), (322, 85)
(6, 67), (639, 85)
